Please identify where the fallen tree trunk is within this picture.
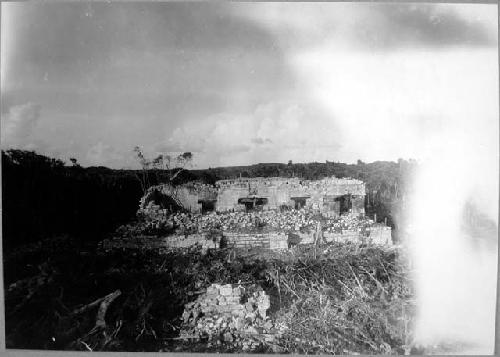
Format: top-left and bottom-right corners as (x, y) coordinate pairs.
(95, 290), (122, 328)
(71, 295), (109, 316)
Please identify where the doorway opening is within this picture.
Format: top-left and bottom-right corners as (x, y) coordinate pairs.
(199, 200), (216, 214)
(336, 194), (353, 215)
(291, 197), (309, 209)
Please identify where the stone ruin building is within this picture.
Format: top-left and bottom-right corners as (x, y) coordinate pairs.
(100, 176), (392, 253)
(140, 176), (366, 217)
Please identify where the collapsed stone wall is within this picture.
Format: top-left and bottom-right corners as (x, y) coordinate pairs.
(223, 232), (288, 250)
(101, 226), (393, 256)
(365, 226), (393, 245)
(100, 226), (391, 253)
(100, 231), (292, 252)
(323, 226), (392, 245)
(138, 202), (167, 222)
(139, 182), (217, 214)
(179, 283), (276, 350)
(99, 233), (218, 252)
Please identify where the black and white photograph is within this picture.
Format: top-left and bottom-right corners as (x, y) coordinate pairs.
(1, 1), (498, 354)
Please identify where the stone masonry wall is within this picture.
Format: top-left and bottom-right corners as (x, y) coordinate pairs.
(215, 177), (366, 213)
(100, 226), (390, 253)
(223, 232), (289, 250)
(366, 226), (392, 245)
(140, 176), (366, 215)
(100, 231), (290, 252)
(216, 186), (249, 212)
(99, 233), (218, 252)
(323, 226), (392, 245)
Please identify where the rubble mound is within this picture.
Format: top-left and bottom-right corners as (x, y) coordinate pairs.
(179, 283), (277, 350)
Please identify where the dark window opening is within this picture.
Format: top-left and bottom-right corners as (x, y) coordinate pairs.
(238, 197), (268, 211)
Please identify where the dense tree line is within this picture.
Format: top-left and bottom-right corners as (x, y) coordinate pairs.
(2, 150), (416, 250)
(2, 150), (143, 251)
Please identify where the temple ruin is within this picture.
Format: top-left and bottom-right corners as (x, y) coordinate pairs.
(97, 175), (393, 252)
(140, 176), (366, 217)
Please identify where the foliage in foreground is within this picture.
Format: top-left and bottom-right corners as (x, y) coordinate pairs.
(266, 245), (415, 354)
(4, 237), (414, 353)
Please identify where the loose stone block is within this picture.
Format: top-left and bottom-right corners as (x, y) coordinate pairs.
(220, 285), (233, 296)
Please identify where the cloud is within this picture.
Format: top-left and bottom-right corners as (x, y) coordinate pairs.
(251, 137), (272, 145)
(3, 3), (497, 172)
(3, 2), (296, 166)
(288, 48), (498, 164)
(1, 102), (42, 148)
(157, 101), (341, 168)
(85, 141), (136, 168)
(233, 3), (497, 51)
(351, 3), (497, 50)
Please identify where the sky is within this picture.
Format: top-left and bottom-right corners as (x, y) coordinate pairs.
(1, 2), (498, 170)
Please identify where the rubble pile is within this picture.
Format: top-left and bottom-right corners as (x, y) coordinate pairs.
(116, 207), (383, 242)
(179, 283), (278, 350)
(138, 201), (168, 221)
(167, 210), (378, 236)
(115, 205), (173, 238)
(323, 214), (375, 234)
(164, 209), (317, 235)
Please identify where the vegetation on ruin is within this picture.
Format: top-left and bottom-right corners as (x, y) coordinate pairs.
(133, 146), (193, 194)
(2, 149), (415, 250)
(2, 149), (418, 353)
(4, 236), (414, 353)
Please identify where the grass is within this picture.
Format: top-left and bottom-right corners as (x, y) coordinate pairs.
(265, 244), (415, 354)
(4, 236), (415, 353)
